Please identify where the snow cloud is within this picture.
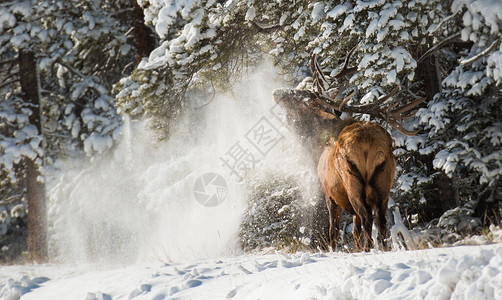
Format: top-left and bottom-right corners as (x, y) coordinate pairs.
(46, 61), (313, 264)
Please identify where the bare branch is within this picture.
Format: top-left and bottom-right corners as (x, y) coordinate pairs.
(110, 8), (134, 17)
(2, 71), (19, 82)
(0, 78), (20, 90)
(0, 58), (17, 66)
(417, 32), (461, 65)
(124, 26), (135, 38)
(2, 194), (23, 204)
(195, 80), (217, 109)
(56, 60), (108, 97)
(430, 11), (460, 34)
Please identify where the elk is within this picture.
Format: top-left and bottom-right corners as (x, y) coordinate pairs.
(273, 45), (425, 251)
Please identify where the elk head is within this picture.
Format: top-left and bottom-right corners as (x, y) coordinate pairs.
(273, 88), (337, 163)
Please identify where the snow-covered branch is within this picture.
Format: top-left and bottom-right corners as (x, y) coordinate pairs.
(460, 38), (502, 66)
(252, 21), (282, 33)
(56, 60), (87, 79)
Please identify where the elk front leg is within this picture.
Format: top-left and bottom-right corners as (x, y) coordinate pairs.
(326, 198), (340, 251)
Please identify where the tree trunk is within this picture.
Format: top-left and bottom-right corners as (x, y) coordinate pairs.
(413, 43), (459, 214)
(415, 49), (441, 101)
(24, 158), (47, 261)
(133, 0), (155, 63)
(18, 50), (47, 262)
(412, 39), (442, 100)
(436, 171), (459, 211)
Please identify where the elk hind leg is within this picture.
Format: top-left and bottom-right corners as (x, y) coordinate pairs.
(352, 214), (362, 251)
(375, 204), (388, 251)
(362, 213), (374, 252)
(327, 198), (340, 251)
(354, 204), (374, 252)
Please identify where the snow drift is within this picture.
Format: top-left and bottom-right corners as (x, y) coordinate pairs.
(2, 243), (502, 299)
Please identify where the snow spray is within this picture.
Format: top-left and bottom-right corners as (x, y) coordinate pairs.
(46, 62), (318, 264)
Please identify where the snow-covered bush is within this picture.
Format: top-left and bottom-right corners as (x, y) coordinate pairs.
(0, 169), (27, 262)
(239, 174), (313, 251)
(438, 201), (482, 237)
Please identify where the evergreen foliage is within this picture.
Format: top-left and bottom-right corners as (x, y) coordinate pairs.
(0, 0), (138, 261)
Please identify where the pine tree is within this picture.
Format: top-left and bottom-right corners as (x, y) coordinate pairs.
(414, 0), (502, 234)
(0, 0), (138, 261)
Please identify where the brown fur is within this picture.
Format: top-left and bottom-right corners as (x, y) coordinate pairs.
(318, 122), (395, 251)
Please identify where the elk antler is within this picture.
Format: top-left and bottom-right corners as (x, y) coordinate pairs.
(311, 44), (358, 101)
(332, 44), (358, 79)
(308, 47), (426, 136)
(309, 86), (426, 135)
(340, 87), (425, 136)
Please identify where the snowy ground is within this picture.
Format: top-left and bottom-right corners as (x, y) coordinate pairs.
(1, 243), (502, 300)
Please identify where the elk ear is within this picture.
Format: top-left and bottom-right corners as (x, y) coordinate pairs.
(312, 107), (337, 120)
(304, 100), (340, 119)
